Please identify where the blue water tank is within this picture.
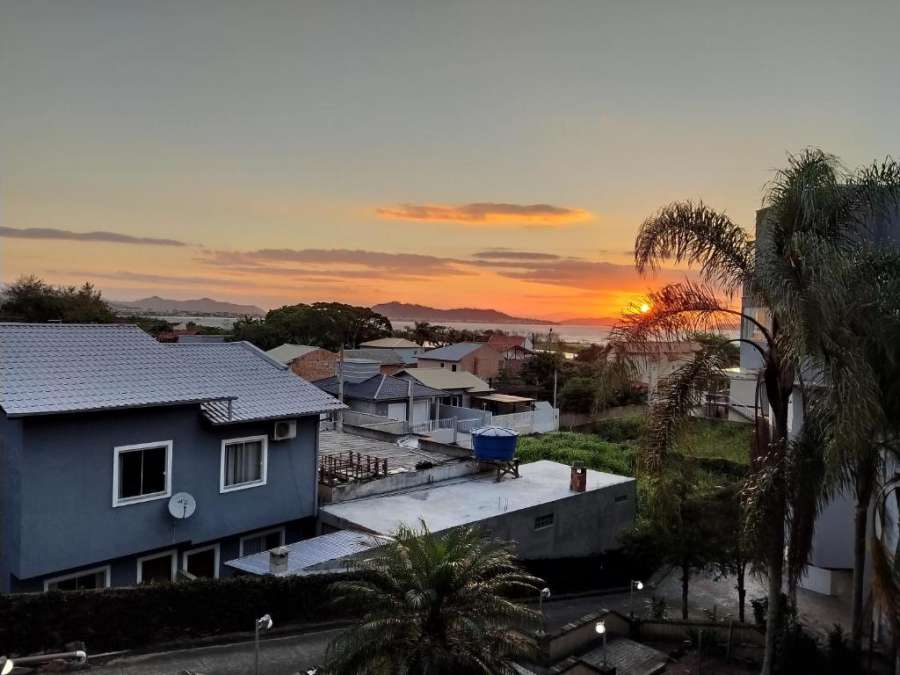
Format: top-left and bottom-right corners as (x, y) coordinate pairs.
(471, 426), (518, 461)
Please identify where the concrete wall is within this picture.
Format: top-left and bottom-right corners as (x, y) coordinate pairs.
(7, 407), (320, 589)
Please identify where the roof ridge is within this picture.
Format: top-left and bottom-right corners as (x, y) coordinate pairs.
(236, 341), (289, 370)
(373, 374), (386, 398)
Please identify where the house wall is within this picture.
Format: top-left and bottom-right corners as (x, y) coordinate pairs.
(0, 412), (23, 594)
(417, 345), (503, 380)
(290, 350), (338, 381)
(7, 407), (320, 590)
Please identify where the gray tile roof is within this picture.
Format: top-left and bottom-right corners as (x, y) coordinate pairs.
(224, 530), (391, 576)
(417, 342), (484, 362)
(0, 323), (343, 422)
(171, 342), (345, 424)
(314, 373), (446, 401)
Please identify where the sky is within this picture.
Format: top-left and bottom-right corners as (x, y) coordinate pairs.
(2, 1), (899, 320)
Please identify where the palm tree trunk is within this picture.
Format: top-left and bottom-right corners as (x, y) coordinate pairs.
(682, 563), (690, 620)
(761, 520), (785, 675)
(851, 455), (876, 652)
(737, 562), (747, 623)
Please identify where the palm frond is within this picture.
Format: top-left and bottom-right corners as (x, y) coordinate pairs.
(634, 200), (753, 291)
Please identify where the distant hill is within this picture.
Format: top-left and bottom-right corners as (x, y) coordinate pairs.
(112, 296), (265, 317)
(372, 301), (555, 325)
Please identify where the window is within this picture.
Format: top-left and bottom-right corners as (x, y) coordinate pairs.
(239, 527), (285, 556)
(440, 362), (445, 368)
(113, 441), (172, 507)
(220, 435), (267, 493)
(137, 550), (177, 584)
(44, 566), (110, 592)
(183, 544), (220, 579)
(533, 513), (555, 530)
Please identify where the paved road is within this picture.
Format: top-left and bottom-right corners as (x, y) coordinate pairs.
(90, 627), (341, 675)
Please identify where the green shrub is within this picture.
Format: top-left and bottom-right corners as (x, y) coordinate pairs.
(517, 432), (633, 475)
(0, 572), (364, 655)
(591, 416), (646, 443)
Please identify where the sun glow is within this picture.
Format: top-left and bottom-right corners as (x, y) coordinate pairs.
(639, 302), (651, 314)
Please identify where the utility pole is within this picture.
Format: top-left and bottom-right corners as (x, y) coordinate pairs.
(337, 347), (344, 432)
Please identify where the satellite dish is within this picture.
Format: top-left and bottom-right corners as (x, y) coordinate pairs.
(168, 492), (197, 520)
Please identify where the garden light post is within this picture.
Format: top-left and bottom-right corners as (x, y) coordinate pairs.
(539, 587), (551, 634)
(255, 613), (273, 675)
(1, 656), (13, 675)
(595, 620), (607, 666)
(630, 580), (643, 618)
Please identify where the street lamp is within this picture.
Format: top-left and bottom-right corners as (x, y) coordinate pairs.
(595, 620), (608, 666)
(1, 656), (13, 675)
(629, 579), (644, 618)
(538, 587), (551, 634)
(254, 613), (273, 675)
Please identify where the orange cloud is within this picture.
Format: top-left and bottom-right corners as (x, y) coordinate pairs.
(376, 202), (591, 226)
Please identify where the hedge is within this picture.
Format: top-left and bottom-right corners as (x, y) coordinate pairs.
(0, 572), (363, 656)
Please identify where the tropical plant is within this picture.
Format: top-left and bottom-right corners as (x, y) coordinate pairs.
(324, 522), (542, 675)
(612, 149), (900, 674)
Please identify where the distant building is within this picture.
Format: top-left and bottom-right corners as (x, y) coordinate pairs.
(619, 341), (700, 396)
(343, 348), (410, 375)
(0, 324), (343, 592)
(358, 337), (423, 364)
(313, 360), (445, 424)
(395, 368), (493, 407)
(486, 334), (535, 374)
(416, 342), (503, 381)
(266, 343), (338, 382)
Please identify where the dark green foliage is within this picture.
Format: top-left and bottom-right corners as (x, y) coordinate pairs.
(590, 416), (646, 443)
(517, 432), (634, 476)
(325, 522), (541, 675)
(232, 302), (392, 351)
(558, 377), (596, 413)
(0, 275), (116, 323)
(0, 573), (362, 656)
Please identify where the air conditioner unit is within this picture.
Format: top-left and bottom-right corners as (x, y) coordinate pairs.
(272, 420), (297, 441)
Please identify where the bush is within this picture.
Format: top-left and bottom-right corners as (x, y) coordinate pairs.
(517, 432), (633, 476)
(0, 573), (364, 655)
(590, 416), (646, 443)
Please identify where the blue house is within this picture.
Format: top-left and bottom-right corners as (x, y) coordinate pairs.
(0, 323), (343, 592)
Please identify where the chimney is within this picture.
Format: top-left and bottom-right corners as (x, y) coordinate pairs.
(269, 546), (290, 575)
(570, 462), (586, 493)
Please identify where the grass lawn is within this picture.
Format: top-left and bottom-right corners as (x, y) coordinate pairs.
(517, 415), (751, 476)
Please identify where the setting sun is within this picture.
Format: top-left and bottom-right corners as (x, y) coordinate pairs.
(639, 302), (651, 314)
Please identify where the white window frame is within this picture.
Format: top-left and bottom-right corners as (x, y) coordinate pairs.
(112, 440), (173, 508)
(239, 526), (286, 557)
(44, 565), (111, 592)
(220, 435), (268, 493)
(136, 549), (178, 584)
(182, 543), (221, 579)
(533, 513), (555, 531)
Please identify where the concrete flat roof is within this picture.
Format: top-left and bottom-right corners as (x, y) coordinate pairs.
(320, 460), (634, 535)
(319, 430), (458, 473)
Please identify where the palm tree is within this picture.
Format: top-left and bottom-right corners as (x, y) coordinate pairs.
(612, 149), (900, 675)
(325, 522), (542, 675)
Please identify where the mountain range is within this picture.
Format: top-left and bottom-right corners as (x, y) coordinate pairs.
(112, 296), (265, 316)
(372, 301), (555, 325)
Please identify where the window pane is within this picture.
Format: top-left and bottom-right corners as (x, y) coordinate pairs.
(185, 549), (216, 578)
(140, 555), (173, 584)
(141, 446), (167, 494)
(242, 536), (263, 555)
(119, 451), (143, 499)
(224, 441), (262, 487)
(264, 531), (283, 550)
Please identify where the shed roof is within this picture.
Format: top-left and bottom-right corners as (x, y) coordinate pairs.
(321, 460), (634, 535)
(359, 337), (420, 349)
(395, 368), (493, 393)
(0, 323), (342, 421)
(417, 342), (487, 362)
(314, 373), (446, 401)
(225, 530), (391, 576)
(265, 343), (330, 364)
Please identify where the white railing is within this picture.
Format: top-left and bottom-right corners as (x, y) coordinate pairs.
(409, 417), (456, 434)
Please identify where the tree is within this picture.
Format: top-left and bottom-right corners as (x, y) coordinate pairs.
(612, 150), (900, 675)
(232, 302), (392, 351)
(325, 522), (542, 674)
(0, 275), (116, 323)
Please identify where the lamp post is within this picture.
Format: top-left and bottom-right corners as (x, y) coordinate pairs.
(595, 620), (607, 667)
(255, 613), (273, 675)
(630, 579), (644, 618)
(1, 656), (13, 675)
(539, 587), (551, 634)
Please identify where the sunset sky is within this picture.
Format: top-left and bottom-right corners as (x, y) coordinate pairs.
(2, 1), (899, 320)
